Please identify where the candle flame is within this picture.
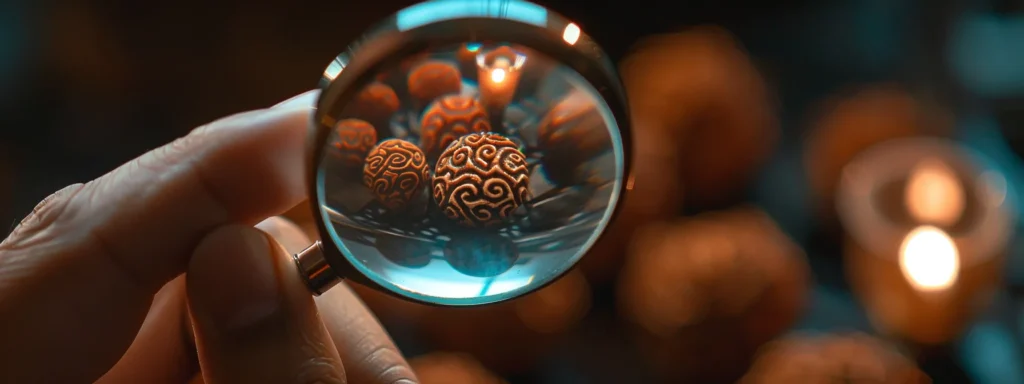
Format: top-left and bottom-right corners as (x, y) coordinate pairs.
(563, 23), (581, 45)
(899, 226), (960, 292)
(905, 159), (965, 226)
(490, 68), (507, 83)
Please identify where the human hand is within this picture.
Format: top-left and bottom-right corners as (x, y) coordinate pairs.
(0, 91), (417, 383)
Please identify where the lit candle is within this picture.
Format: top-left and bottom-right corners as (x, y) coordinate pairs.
(904, 159), (965, 226)
(899, 225), (959, 292)
(476, 46), (526, 129)
(837, 138), (1016, 346)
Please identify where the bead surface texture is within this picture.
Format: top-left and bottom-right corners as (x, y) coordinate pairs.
(433, 133), (530, 228)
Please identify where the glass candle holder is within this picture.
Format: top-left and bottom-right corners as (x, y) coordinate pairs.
(837, 138), (1016, 345)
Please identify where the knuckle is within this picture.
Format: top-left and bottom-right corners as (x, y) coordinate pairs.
(123, 124), (215, 182)
(377, 364), (418, 384)
(295, 356), (346, 384)
(295, 329), (346, 384)
(148, 130), (209, 171)
(361, 344), (418, 384)
(1, 183), (86, 251)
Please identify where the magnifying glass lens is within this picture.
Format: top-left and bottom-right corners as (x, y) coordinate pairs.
(312, 2), (626, 306)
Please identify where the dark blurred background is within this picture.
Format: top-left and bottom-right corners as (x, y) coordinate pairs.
(2, 0), (1023, 383)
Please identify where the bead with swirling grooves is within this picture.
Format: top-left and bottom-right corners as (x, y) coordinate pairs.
(363, 139), (430, 211)
(433, 133), (531, 228)
(329, 118), (378, 167)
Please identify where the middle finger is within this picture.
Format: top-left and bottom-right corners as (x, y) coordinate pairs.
(100, 217), (417, 384)
(262, 216), (418, 384)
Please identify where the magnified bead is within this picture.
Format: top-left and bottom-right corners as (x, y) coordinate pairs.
(363, 139), (430, 212)
(328, 118), (378, 168)
(420, 95), (491, 162)
(432, 133), (531, 229)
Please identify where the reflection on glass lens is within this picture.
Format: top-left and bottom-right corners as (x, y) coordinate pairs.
(317, 41), (623, 305)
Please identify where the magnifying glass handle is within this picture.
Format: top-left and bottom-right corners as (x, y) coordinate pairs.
(293, 241), (341, 295)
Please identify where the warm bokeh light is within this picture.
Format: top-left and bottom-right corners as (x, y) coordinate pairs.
(562, 23), (580, 45)
(905, 159), (965, 226)
(490, 68), (506, 83)
(899, 226), (960, 292)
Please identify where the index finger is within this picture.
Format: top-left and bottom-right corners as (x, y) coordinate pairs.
(0, 91), (319, 383)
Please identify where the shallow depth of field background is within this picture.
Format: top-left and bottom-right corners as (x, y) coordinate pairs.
(1, 0), (1023, 383)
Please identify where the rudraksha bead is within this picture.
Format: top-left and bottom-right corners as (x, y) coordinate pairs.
(363, 139), (430, 211)
(344, 82), (400, 135)
(420, 95), (491, 161)
(328, 118), (377, 167)
(408, 60), (462, 109)
(432, 133), (530, 228)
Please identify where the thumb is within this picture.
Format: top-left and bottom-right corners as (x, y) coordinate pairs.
(186, 225), (346, 384)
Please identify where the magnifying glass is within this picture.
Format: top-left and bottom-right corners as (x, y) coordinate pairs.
(294, 0), (631, 307)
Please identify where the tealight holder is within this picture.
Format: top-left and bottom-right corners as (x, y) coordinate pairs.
(837, 138), (1016, 345)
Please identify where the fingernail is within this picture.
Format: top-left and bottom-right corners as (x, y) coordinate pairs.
(189, 225), (281, 332)
(255, 216), (312, 255)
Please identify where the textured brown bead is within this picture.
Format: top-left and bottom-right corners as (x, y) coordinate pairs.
(740, 333), (929, 384)
(344, 82), (399, 133)
(620, 27), (778, 207)
(363, 139), (429, 211)
(420, 95), (491, 161)
(618, 208), (810, 383)
(328, 118), (377, 167)
(536, 90), (610, 184)
(408, 60), (462, 108)
(538, 91), (607, 150)
(433, 133), (530, 228)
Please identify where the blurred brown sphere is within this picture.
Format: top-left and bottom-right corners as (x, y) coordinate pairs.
(410, 352), (507, 384)
(619, 25), (778, 208)
(576, 123), (683, 283)
(408, 60), (463, 110)
(618, 208), (810, 383)
(804, 85), (952, 222)
(584, 25), (777, 283)
(416, 269), (591, 374)
(740, 333), (930, 384)
(342, 82), (400, 136)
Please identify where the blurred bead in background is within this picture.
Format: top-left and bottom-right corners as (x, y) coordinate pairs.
(617, 208), (810, 383)
(583, 26), (779, 284)
(740, 333), (929, 383)
(621, 26), (778, 210)
(804, 85), (953, 228)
